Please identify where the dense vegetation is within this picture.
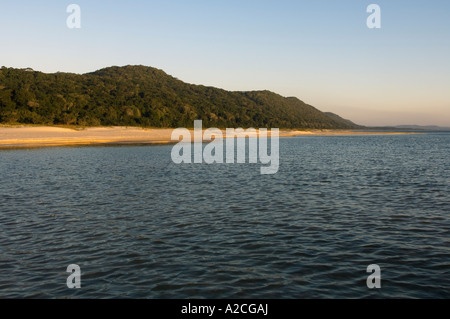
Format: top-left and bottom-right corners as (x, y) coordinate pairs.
(0, 65), (360, 129)
(324, 112), (360, 128)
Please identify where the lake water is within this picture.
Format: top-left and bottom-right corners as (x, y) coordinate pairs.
(0, 133), (449, 298)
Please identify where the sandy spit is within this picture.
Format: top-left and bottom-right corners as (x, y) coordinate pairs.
(0, 126), (417, 149)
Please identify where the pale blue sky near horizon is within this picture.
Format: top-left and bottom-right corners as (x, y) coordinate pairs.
(1, 0), (449, 126)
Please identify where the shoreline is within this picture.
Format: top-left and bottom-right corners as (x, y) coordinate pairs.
(0, 126), (422, 149)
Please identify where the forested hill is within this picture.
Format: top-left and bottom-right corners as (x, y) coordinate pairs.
(0, 65), (361, 129)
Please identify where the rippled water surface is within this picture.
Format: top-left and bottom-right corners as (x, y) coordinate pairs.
(0, 134), (449, 298)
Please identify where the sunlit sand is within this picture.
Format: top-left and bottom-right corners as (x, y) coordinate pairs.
(0, 126), (417, 149)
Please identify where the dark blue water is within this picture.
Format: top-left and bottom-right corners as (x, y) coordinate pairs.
(0, 134), (449, 298)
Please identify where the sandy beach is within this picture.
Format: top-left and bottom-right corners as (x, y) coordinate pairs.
(0, 126), (416, 149)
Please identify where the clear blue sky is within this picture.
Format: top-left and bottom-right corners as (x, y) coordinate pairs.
(1, 0), (449, 126)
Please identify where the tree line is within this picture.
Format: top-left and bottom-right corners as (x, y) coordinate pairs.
(0, 65), (361, 129)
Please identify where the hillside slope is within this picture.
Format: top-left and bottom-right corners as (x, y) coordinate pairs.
(324, 112), (362, 129)
(0, 65), (360, 129)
